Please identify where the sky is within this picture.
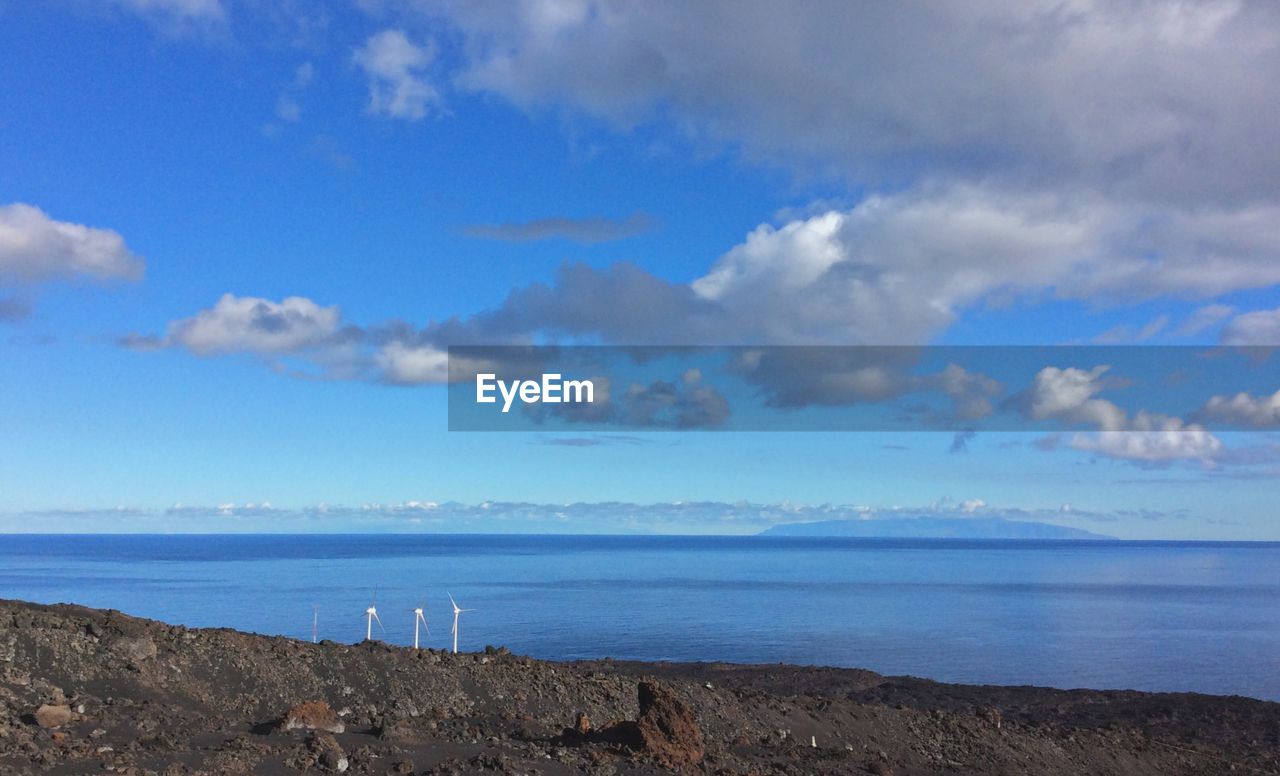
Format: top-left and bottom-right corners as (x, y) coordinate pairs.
(3, 0), (1280, 538)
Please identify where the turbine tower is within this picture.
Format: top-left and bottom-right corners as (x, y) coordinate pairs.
(411, 601), (430, 649)
(364, 589), (384, 642)
(449, 593), (474, 654)
(312, 604), (319, 644)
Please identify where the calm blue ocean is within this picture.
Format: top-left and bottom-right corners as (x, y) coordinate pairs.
(2, 535), (1278, 700)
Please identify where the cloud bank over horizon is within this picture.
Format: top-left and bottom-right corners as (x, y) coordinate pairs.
(0, 496), (1157, 536)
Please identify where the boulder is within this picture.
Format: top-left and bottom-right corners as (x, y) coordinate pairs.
(633, 681), (704, 769)
(309, 733), (348, 773)
(279, 701), (345, 734)
(34, 704), (73, 729)
(373, 714), (415, 742)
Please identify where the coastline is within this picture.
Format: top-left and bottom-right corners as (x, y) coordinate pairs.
(2, 598), (1277, 774)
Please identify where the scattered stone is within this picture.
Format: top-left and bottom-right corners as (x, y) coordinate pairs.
(374, 714), (415, 742)
(309, 733), (348, 773)
(34, 704), (74, 729)
(574, 711), (591, 736)
(279, 701), (345, 734)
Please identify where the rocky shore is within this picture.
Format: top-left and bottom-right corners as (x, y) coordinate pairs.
(1, 598), (1277, 774)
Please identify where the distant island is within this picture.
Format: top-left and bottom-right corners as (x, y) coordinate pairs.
(760, 517), (1112, 540)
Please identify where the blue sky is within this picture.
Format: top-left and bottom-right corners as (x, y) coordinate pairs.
(3, 1), (1280, 538)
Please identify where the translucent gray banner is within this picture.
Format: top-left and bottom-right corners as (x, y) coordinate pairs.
(446, 345), (1279, 432)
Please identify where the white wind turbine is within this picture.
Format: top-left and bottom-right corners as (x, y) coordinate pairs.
(449, 593), (474, 654)
(410, 600), (430, 649)
(363, 589), (384, 642)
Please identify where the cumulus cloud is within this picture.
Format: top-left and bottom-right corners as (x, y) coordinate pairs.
(688, 187), (1280, 344)
(163, 294), (342, 356)
(374, 341), (449, 385)
(1199, 390), (1280, 427)
(1221, 307), (1280, 345)
(0, 203), (145, 284)
(353, 29), (437, 120)
(930, 364), (1003, 421)
(619, 369), (730, 429)
(527, 370), (730, 429)
(1070, 425), (1224, 463)
(462, 212), (653, 244)
(438, 2), (1280, 201)
(1019, 364), (1223, 463)
(1022, 366), (1128, 431)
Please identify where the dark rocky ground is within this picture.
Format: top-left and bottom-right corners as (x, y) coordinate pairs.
(1, 598), (1278, 775)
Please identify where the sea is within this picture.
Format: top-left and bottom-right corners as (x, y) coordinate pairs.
(2, 535), (1278, 701)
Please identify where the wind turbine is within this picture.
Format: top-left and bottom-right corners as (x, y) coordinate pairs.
(312, 604), (319, 644)
(364, 589), (384, 642)
(449, 593), (474, 654)
(410, 600), (430, 649)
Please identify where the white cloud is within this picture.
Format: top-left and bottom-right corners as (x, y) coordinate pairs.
(692, 186), (1110, 343)
(164, 294), (341, 356)
(1025, 366), (1127, 431)
(1221, 307), (1280, 345)
(353, 30), (437, 120)
(439, 0), (1280, 205)
(374, 341), (449, 384)
(683, 186), (1280, 345)
(0, 203), (145, 284)
(1070, 425), (1224, 463)
(1200, 390), (1280, 428)
(1022, 364), (1223, 462)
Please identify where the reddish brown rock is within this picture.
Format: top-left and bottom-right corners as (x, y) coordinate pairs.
(633, 681), (705, 770)
(574, 711), (591, 736)
(279, 701), (345, 734)
(34, 704), (73, 729)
